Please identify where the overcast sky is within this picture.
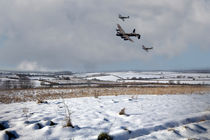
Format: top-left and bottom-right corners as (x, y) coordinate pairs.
(0, 0), (210, 72)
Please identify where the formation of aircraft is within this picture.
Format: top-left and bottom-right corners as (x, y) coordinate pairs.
(117, 14), (154, 52)
(116, 24), (141, 42)
(118, 14), (129, 21)
(142, 45), (153, 52)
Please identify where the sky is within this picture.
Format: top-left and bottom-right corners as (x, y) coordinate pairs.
(0, 0), (210, 72)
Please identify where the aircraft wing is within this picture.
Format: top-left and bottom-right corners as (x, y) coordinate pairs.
(117, 24), (125, 34)
(117, 24), (133, 42)
(123, 34), (133, 42)
(147, 47), (153, 50)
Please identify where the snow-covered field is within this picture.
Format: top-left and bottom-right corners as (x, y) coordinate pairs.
(83, 71), (210, 85)
(1, 71), (210, 90)
(1, 94), (210, 140)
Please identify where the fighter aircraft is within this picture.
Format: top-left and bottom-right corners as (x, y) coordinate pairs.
(142, 45), (153, 52)
(116, 24), (141, 42)
(118, 14), (129, 21)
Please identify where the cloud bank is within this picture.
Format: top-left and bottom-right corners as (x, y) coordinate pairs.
(0, 0), (210, 71)
(17, 61), (46, 71)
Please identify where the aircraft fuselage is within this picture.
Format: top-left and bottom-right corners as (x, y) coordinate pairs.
(116, 32), (140, 38)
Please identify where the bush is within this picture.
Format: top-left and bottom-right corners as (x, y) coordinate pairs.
(98, 132), (113, 140)
(64, 116), (74, 128)
(119, 108), (126, 115)
(36, 99), (48, 104)
(62, 100), (74, 128)
(94, 91), (99, 98)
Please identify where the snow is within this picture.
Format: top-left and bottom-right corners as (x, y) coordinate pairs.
(1, 71), (210, 90)
(81, 71), (210, 85)
(33, 80), (41, 88)
(87, 75), (120, 81)
(0, 94), (210, 139)
(109, 71), (164, 79)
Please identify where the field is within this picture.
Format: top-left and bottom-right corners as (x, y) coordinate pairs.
(1, 71), (210, 139)
(0, 92), (210, 140)
(0, 85), (210, 104)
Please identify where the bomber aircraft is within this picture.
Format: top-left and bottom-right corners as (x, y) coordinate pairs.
(118, 14), (129, 21)
(142, 45), (153, 52)
(116, 24), (141, 42)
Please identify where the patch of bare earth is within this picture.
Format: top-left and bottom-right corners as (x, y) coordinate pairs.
(0, 85), (210, 104)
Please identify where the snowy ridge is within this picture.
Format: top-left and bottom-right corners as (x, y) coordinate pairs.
(112, 112), (210, 140)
